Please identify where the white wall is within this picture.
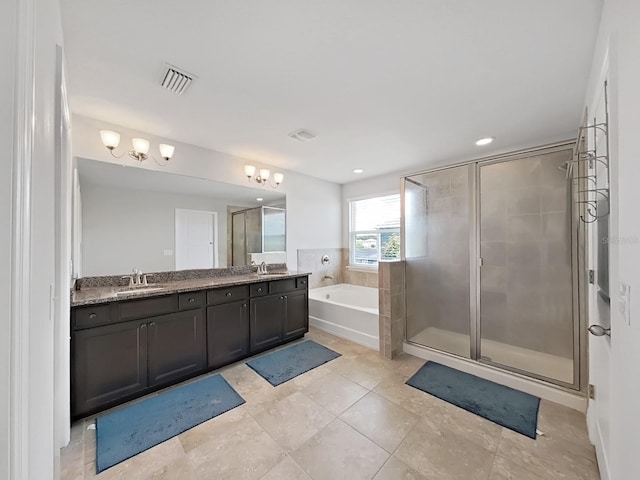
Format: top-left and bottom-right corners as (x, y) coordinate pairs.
(585, 1), (640, 479)
(3, 0), (69, 477)
(81, 184), (237, 275)
(71, 115), (343, 270)
(0, 0), (17, 476)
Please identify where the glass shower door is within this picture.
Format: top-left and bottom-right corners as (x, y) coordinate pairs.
(404, 165), (473, 358)
(478, 151), (576, 385)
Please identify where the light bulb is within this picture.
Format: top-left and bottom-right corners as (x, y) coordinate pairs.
(159, 144), (175, 160)
(273, 172), (284, 185)
(132, 138), (150, 155)
(100, 130), (120, 149)
(244, 165), (256, 178)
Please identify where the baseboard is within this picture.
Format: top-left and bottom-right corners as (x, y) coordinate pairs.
(309, 316), (379, 351)
(403, 342), (587, 412)
(592, 417), (610, 480)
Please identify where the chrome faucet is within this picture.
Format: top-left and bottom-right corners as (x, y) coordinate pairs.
(122, 268), (150, 287)
(257, 262), (268, 275)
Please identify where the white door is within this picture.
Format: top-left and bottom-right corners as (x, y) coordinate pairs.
(586, 72), (612, 480)
(175, 209), (218, 270)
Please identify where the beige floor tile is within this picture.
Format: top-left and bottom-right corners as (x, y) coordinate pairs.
(497, 427), (600, 480)
(182, 409), (285, 480)
(536, 399), (595, 458)
(389, 353), (425, 378)
(340, 392), (419, 453)
(291, 419), (389, 480)
(373, 374), (436, 417)
(221, 364), (292, 415)
(373, 456), (429, 480)
(261, 456), (311, 480)
(253, 391), (335, 452)
(328, 339), (374, 358)
(421, 398), (503, 452)
(329, 356), (394, 390)
(303, 371), (369, 415)
(394, 417), (495, 480)
(87, 437), (187, 480)
(488, 455), (546, 480)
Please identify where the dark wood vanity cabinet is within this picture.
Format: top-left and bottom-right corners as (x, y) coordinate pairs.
(71, 275), (308, 419)
(284, 289), (309, 340)
(207, 300), (249, 369)
(250, 294), (286, 352)
(147, 309), (206, 388)
(72, 319), (148, 417)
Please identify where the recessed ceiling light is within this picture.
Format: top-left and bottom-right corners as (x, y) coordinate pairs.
(475, 137), (494, 146)
(256, 197), (263, 201)
(353, 168), (364, 174)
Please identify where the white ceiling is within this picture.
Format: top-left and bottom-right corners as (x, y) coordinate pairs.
(61, 0), (602, 184)
(77, 158), (285, 206)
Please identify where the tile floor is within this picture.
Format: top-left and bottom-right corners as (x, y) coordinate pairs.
(61, 328), (600, 480)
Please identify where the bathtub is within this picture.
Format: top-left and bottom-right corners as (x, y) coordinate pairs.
(308, 284), (379, 350)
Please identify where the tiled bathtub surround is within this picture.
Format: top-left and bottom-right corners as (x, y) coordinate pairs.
(297, 249), (343, 289)
(341, 248), (379, 288)
(379, 261), (406, 359)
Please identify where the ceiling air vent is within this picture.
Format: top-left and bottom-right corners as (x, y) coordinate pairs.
(288, 128), (317, 142)
(160, 63), (195, 95)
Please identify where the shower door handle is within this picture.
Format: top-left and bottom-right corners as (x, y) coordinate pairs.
(588, 325), (611, 337)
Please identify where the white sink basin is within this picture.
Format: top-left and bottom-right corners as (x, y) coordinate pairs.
(116, 287), (165, 296)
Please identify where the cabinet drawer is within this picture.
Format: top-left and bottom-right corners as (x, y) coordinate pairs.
(250, 282), (268, 297)
(269, 278), (296, 294)
(207, 285), (249, 305)
(178, 291), (205, 310)
(73, 304), (113, 330)
(296, 277), (309, 289)
(118, 294), (178, 321)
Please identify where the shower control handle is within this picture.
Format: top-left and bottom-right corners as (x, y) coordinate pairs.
(588, 325), (611, 337)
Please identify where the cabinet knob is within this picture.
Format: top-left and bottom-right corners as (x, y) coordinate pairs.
(149, 322), (156, 327)
(188, 297), (195, 303)
(226, 292), (232, 297)
(301, 280), (306, 285)
(257, 288), (262, 292)
(89, 313), (97, 319)
(140, 324), (147, 330)
(242, 303), (247, 308)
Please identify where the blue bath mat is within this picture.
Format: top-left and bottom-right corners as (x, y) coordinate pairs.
(406, 361), (540, 438)
(246, 340), (341, 386)
(96, 374), (245, 473)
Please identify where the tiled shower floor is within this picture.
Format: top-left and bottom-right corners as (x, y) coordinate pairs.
(61, 327), (598, 480)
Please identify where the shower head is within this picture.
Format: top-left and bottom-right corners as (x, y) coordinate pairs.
(558, 161), (572, 180)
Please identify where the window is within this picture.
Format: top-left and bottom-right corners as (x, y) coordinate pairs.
(349, 194), (401, 267)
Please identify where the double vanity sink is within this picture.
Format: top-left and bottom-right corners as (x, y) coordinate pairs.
(71, 269), (310, 419)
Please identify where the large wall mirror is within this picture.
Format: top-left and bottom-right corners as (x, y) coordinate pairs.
(74, 158), (286, 277)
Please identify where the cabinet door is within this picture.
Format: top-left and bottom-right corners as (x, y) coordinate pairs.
(207, 300), (249, 369)
(284, 290), (309, 340)
(147, 309), (206, 388)
(72, 319), (148, 418)
(250, 294), (285, 352)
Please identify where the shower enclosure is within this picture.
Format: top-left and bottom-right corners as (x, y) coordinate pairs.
(403, 145), (581, 389)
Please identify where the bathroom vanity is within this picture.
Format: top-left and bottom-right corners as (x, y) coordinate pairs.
(70, 272), (309, 419)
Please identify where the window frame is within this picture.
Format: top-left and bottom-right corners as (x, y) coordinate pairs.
(348, 193), (401, 269)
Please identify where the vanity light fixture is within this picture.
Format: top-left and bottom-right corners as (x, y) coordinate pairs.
(99, 130), (175, 165)
(475, 137), (494, 146)
(244, 164), (284, 188)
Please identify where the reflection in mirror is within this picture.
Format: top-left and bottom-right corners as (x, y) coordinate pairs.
(75, 158), (286, 277)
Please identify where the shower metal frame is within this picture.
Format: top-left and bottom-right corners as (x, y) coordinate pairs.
(400, 140), (587, 394)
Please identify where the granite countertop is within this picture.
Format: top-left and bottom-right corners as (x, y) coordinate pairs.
(71, 271), (311, 307)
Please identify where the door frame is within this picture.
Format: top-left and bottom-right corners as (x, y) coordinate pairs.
(174, 208), (219, 270)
